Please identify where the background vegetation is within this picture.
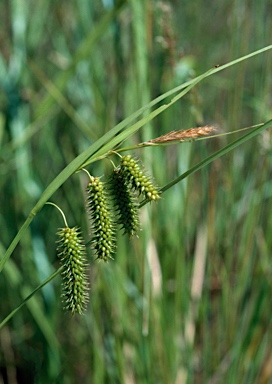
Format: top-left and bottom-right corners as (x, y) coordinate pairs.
(1, 0), (272, 383)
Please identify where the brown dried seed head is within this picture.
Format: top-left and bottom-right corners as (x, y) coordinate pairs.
(147, 125), (216, 144)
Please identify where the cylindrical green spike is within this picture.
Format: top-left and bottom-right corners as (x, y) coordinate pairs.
(120, 155), (161, 201)
(86, 176), (116, 261)
(109, 168), (140, 237)
(56, 226), (89, 315)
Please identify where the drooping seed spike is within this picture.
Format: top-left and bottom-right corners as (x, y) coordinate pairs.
(86, 176), (116, 261)
(56, 226), (89, 315)
(109, 167), (140, 237)
(120, 155), (161, 201)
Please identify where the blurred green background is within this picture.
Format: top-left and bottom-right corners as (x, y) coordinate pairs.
(1, 0), (272, 383)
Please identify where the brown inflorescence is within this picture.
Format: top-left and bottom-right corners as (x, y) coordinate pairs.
(146, 125), (216, 144)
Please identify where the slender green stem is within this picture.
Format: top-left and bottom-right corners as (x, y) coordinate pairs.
(81, 168), (92, 180)
(111, 123), (266, 153)
(45, 202), (68, 227)
(86, 123), (265, 158)
(0, 267), (63, 329)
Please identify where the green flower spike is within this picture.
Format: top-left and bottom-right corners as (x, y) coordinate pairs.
(120, 155), (161, 201)
(109, 167), (140, 237)
(57, 226), (89, 315)
(86, 175), (116, 261)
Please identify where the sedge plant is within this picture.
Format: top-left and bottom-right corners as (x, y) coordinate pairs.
(1, 45), (272, 328)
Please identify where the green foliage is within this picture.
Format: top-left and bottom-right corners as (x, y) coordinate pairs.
(1, 1), (272, 383)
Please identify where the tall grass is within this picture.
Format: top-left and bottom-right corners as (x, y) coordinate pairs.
(1, 1), (272, 383)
